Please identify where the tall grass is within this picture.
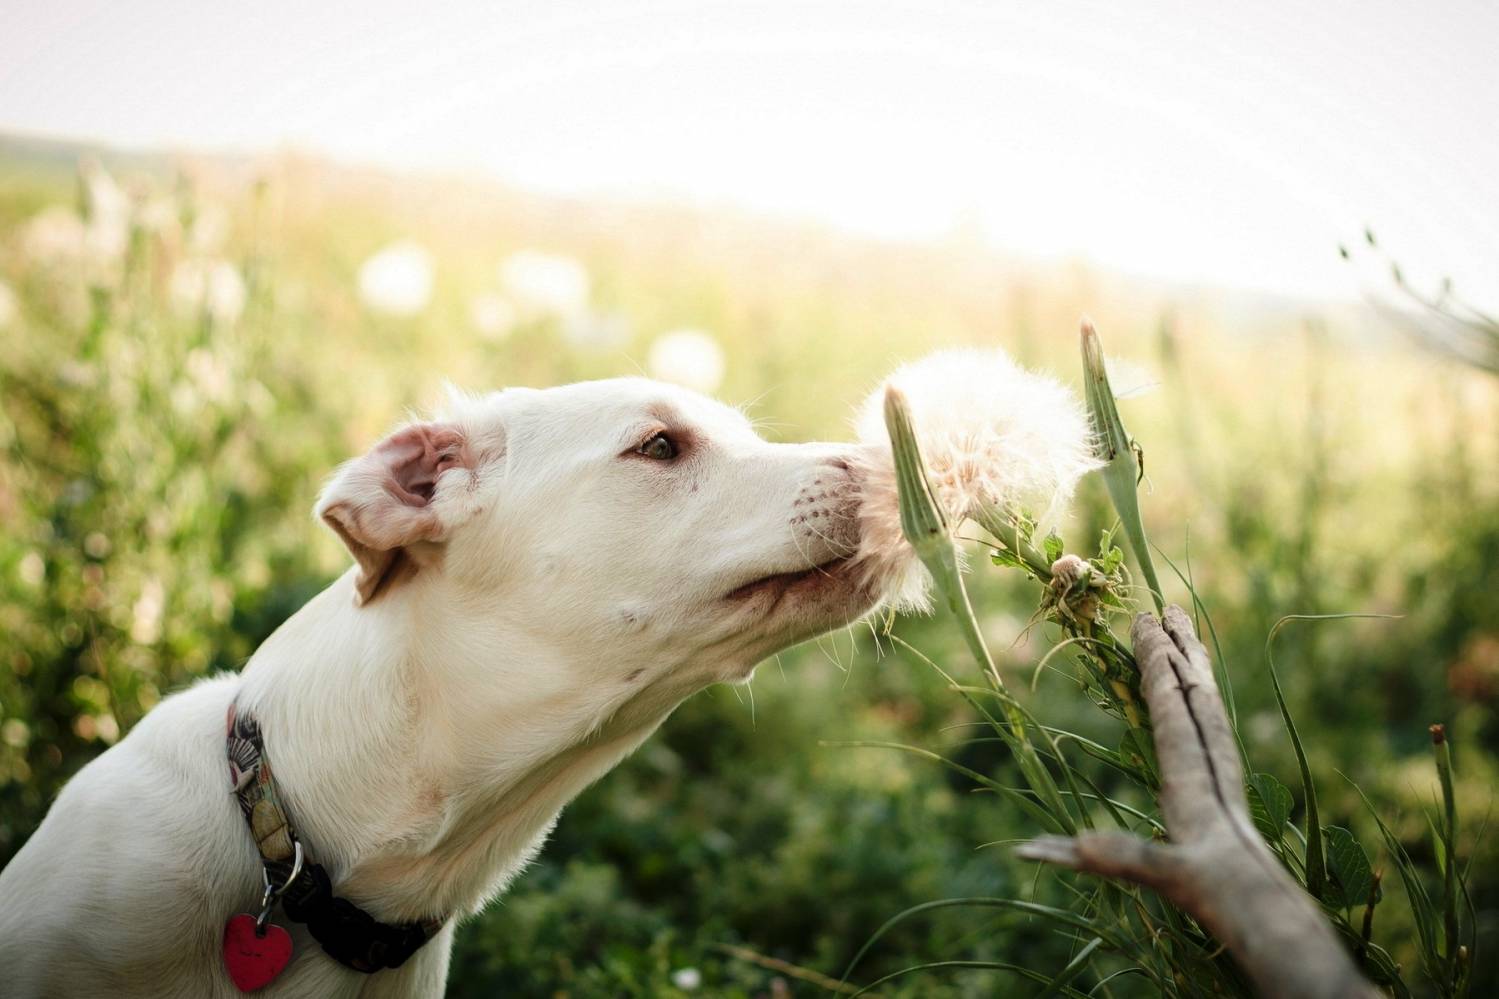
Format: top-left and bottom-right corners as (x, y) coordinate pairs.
(845, 322), (1477, 997)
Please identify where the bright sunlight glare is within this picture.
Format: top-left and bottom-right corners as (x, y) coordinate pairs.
(3, 0), (1497, 305)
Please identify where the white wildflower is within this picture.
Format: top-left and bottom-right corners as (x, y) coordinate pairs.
(648, 329), (726, 393)
(499, 250), (589, 320)
(469, 292), (516, 340)
(852, 349), (1100, 609)
(171, 258), (247, 325)
(358, 241), (434, 317)
(670, 967), (701, 991)
(79, 157), (131, 263)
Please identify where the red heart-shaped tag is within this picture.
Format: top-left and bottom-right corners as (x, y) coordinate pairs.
(223, 913), (293, 992)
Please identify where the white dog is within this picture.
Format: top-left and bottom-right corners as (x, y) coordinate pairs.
(0, 377), (893, 998)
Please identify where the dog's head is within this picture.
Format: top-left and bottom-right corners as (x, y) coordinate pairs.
(316, 378), (884, 690)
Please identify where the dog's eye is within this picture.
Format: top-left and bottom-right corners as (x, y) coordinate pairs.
(637, 432), (677, 461)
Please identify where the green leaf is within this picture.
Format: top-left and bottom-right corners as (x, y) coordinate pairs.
(1043, 530), (1064, 565)
(991, 547), (1029, 572)
(1248, 772), (1293, 846)
(1321, 825), (1380, 910)
(1097, 545), (1125, 575)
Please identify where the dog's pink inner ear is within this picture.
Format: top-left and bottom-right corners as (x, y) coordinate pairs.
(316, 423), (472, 606)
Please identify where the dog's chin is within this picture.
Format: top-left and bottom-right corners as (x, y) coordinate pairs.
(722, 555), (880, 660)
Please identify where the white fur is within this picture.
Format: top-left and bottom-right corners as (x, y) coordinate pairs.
(0, 377), (886, 998)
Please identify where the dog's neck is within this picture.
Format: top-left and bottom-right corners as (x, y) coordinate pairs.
(234, 570), (700, 922)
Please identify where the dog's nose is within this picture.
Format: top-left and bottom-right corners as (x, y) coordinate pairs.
(789, 449), (863, 556)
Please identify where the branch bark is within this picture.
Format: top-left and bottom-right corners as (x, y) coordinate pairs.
(1018, 605), (1378, 998)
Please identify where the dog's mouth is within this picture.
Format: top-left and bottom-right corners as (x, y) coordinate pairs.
(723, 556), (857, 603)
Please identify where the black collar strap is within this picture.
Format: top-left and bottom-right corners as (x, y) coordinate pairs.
(226, 704), (445, 973)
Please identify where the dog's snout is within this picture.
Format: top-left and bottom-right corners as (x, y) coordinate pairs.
(788, 449), (862, 556)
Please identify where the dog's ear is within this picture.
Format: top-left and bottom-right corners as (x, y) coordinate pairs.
(316, 423), (477, 606)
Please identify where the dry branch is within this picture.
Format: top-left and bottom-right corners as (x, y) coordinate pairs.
(1018, 605), (1378, 998)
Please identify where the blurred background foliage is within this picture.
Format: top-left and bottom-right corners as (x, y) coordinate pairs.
(0, 135), (1496, 996)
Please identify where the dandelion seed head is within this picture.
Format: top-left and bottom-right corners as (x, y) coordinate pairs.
(469, 292), (516, 340)
(358, 240), (434, 317)
(647, 329), (726, 392)
(850, 348), (1100, 610)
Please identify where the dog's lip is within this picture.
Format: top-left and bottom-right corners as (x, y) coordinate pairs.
(723, 556), (856, 601)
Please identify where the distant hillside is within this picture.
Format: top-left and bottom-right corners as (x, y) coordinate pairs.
(0, 128), (1392, 349)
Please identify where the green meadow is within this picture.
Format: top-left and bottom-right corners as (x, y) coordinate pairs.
(1, 136), (1494, 996)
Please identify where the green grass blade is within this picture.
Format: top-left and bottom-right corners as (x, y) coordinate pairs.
(1266, 613), (1398, 899)
(840, 897), (1120, 984)
(849, 959), (1092, 998)
(1032, 936), (1105, 999)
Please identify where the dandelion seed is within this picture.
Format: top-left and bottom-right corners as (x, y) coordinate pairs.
(469, 292), (516, 340)
(171, 259), (246, 325)
(670, 967), (701, 990)
(358, 240), (434, 317)
(648, 329), (726, 392)
(499, 250), (589, 319)
(1104, 355), (1159, 400)
(852, 349), (1099, 609)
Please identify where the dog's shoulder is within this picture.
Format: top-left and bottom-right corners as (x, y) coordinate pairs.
(0, 674), (257, 997)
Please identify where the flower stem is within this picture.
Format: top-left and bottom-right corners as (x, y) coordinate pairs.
(1432, 723), (1461, 990)
(1080, 320), (1165, 614)
(883, 386), (1074, 831)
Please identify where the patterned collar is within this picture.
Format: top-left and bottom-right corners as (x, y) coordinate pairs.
(225, 703), (445, 978)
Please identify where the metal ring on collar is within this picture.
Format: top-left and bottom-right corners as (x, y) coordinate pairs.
(255, 839), (305, 934)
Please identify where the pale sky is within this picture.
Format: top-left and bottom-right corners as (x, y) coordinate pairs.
(3, 0), (1497, 304)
